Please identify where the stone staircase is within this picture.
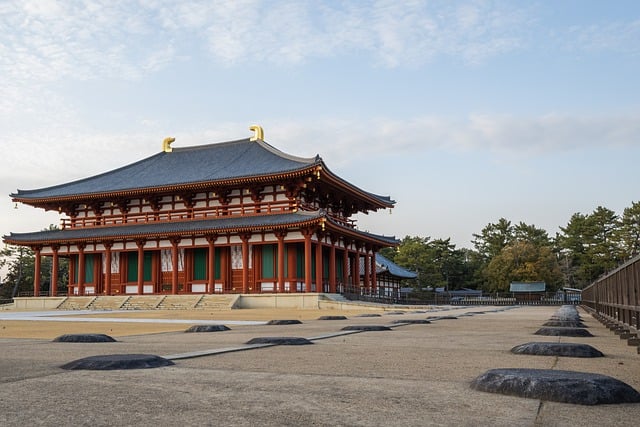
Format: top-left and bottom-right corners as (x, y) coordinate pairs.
(323, 293), (350, 303)
(195, 294), (238, 310)
(156, 295), (202, 310)
(88, 296), (129, 311)
(120, 295), (165, 310)
(56, 296), (96, 310)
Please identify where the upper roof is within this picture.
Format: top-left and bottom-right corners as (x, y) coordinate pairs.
(11, 137), (394, 210)
(12, 138), (317, 200)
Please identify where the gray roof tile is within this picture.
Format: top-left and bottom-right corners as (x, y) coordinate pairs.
(12, 139), (319, 200)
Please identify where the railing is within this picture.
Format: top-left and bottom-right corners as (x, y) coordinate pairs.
(582, 254), (640, 332)
(342, 292), (580, 306)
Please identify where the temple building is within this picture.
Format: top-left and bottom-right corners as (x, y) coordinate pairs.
(4, 127), (398, 297)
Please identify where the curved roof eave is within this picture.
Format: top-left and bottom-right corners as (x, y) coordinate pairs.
(324, 217), (399, 247)
(3, 212), (324, 245)
(318, 160), (395, 209)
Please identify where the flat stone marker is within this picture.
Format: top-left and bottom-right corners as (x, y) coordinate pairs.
(534, 327), (593, 337)
(53, 334), (117, 343)
(245, 337), (313, 345)
(471, 368), (640, 405)
(318, 315), (348, 320)
(185, 324), (230, 333)
(355, 313), (381, 317)
(385, 311), (406, 315)
(341, 325), (392, 331)
(543, 320), (586, 328)
(427, 316), (458, 320)
(511, 342), (604, 358)
(266, 319), (303, 325)
(61, 354), (174, 370)
(390, 319), (431, 324)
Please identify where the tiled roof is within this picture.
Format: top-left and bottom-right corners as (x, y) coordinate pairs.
(375, 253), (417, 278)
(4, 212), (324, 244)
(12, 138), (319, 200)
(3, 211), (398, 247)
(357, 253), (416, 278)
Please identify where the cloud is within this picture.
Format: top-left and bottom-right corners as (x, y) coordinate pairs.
(564, 19), (640, 56)
(265, 113), (640, 165)
(7, 112), (635, 188)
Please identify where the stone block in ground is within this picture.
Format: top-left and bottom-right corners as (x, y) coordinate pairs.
(61, 354), (174, 370)
(470, 368), (640, 405)
(53, 334), (117, 343)
(543, 320), (586, 328)
(390, 319), (432, 324)
(266, 319), (303, 325)
(245, 337), (313, 345)
(341, 325), (392, 331)
(534, 327), (593, 337)
(317, 315), (348, 320)
(185, 324), (230, 333)
(510, 342), (604, 358)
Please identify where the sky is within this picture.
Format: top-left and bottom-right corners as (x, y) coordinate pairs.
(1, 0), (640, 254)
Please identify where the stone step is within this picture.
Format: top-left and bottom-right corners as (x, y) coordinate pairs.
(56, 297), (95, 310)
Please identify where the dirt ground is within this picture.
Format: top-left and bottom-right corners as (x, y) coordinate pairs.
(0, 307), (389, 339)
(1, 305), (639, 426)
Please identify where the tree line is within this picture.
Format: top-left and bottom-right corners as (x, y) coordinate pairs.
(380, 201), (640, 293)
(1, 202), (639, 299)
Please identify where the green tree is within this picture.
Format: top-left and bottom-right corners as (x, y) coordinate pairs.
(484, 241), (563, 293)
(472, 218), (513, 261)
(391, 236), (480, 291)
(619, 201), (640, 259)
(0, 245), (34, 299)
(557, 207), (623, 288)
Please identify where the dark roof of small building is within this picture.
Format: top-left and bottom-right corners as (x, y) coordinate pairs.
(371, 253), (417, 279)
(4, 211), (398, 247)
(11, 138), (394, 209)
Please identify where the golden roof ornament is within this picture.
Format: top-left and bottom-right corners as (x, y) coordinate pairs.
(249, 125), (264, 141)
(162, 137), (175, 153)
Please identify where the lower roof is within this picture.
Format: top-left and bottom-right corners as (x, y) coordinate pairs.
(3, 212), (397, 247)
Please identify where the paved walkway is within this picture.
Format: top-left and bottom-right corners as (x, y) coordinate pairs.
(0, 305), (639, 426)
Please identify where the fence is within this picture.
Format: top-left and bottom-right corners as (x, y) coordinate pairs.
(581, 254), (640, 332)
(343, 292), (580, 306)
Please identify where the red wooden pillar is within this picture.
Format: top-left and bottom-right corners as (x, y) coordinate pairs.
(241, 234), (250, 294)
(342, 245), (349, 291)
(136, 240), (145, 295)
(364, 251), (371, 294)
(171, 238), (180, 295)
(51, 246), (59, 297)
(315, 239), (323, 293)
(33, 247), (41, 297)
(288, 247), (297, 293)
(303, 230), (313, 292)
(329, 239), (336, 293)
(276, 232), (286, 293)
(78, 244), (86, 296)
(353, 248), (360, 293)
(207, 235), (217, 293)
(371, 252), (377, 295)
(104, 242), (112, 295)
